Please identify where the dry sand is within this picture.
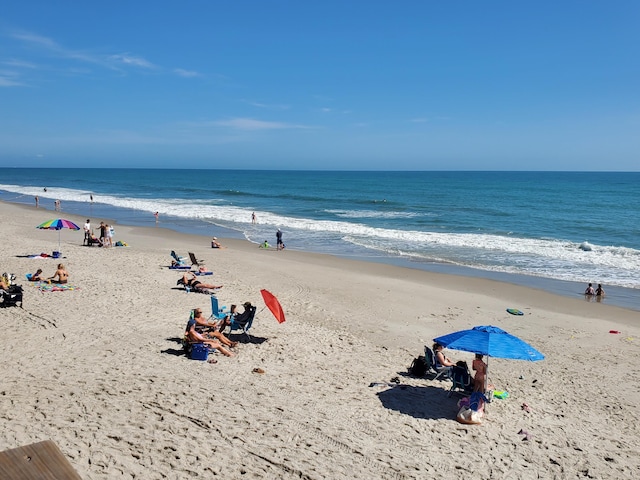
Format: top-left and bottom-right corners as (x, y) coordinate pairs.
(1, 201), (639, 479)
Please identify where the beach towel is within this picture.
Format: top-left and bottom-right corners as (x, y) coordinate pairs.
(35, 282), (79, 292)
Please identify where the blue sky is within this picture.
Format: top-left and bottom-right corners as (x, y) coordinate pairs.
(1, 1), (638, 170)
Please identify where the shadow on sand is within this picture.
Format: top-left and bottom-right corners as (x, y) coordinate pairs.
(376, 381), (459, 420)
(162, 337), (187, 356)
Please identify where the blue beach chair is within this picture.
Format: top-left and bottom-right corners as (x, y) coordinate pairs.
(210, 295), (229, 320)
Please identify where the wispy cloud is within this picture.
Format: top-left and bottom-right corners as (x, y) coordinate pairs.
(9, 30), (156, 72)
(174, 68), (199, 78)
(0, 69), (25, 87)
(214, 118), (312, 130)
(0, 76), (24, 87)
(11, 31), (105, 66)
(2, 59), (38, 69)
(243, 99), (290, 110)
(109, 54), (155, 69)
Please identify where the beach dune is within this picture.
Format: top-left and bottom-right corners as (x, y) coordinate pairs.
(1, 201), (639, 479)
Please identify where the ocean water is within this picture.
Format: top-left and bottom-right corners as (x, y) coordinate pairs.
(2, 169), (639, 309)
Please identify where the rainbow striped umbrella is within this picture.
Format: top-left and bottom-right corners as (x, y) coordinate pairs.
(36, 218), (80, 251)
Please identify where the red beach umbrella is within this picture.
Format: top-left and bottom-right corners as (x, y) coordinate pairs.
(260, 289), (286, 323)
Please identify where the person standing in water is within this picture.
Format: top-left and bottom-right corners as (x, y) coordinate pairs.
(276, 228), (283, 251)
(35, 196), (39, 208)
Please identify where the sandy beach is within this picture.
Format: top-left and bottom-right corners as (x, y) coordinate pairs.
(1, 201), (639, 479)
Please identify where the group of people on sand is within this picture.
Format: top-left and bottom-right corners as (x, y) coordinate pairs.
(84, 219), (115, 247)
(433, 342), (487, 393)
(184, 302), (255, 363)
(24, 264), (69, 284)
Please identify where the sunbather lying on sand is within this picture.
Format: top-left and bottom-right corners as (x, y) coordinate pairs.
(180, 272), (222, 291)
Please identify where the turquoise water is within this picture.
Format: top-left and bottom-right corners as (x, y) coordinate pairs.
(2, 169), (639, 309)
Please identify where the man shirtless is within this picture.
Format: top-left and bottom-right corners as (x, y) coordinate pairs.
(49, 263), (69, 284)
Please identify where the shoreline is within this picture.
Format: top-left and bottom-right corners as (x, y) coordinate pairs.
(3, 196), (639, 313)
(1, 200), (639, 478)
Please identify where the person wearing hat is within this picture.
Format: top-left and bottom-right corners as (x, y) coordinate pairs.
(226, 302), (256, 330)
(211, 237), (222, 249)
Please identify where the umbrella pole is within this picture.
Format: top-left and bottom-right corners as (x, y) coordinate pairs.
(485, 356), (489, 393)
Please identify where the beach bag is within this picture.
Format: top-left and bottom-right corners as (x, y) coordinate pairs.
(408, 355), (428, 377)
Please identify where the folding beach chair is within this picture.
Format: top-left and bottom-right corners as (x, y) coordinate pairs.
(210, 295), (229, 320)
(424, 346), (451, 381)
(171, 250), (187, 265)
(448, 363), (473, 397)
(226, 303), (256, 340)
(188, 252), (205, 267)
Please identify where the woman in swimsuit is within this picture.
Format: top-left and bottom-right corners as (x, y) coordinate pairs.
(472, 354), (487, 392)
(49, 263), (69, 284)
(181, 272), (222, 290)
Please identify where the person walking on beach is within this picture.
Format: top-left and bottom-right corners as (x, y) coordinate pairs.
(276, 228), (283, 251)
(54, 199), (60, 211)
(154, 211), (159, 223)
(35, 196), (39, 208)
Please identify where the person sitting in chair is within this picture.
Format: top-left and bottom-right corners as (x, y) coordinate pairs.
(191, 308), (237, 348)
(88, 233), (103, 247)
(179, 272), (222, 291)
(222, 302), (257, 330)
(185, 315), (234, 357)
(433, 342), (456, 376)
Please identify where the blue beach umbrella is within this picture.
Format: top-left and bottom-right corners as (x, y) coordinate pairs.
(434, 325), (544, 361)
(434, 325), (544, 392)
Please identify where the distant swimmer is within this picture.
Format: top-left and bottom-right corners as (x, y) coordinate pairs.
(43, 187), (47, 192)
(584, 283), (595, 295)
(90, 194), (93, 203)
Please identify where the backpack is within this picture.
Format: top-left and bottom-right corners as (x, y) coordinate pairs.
(408, 355), (428, 377)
